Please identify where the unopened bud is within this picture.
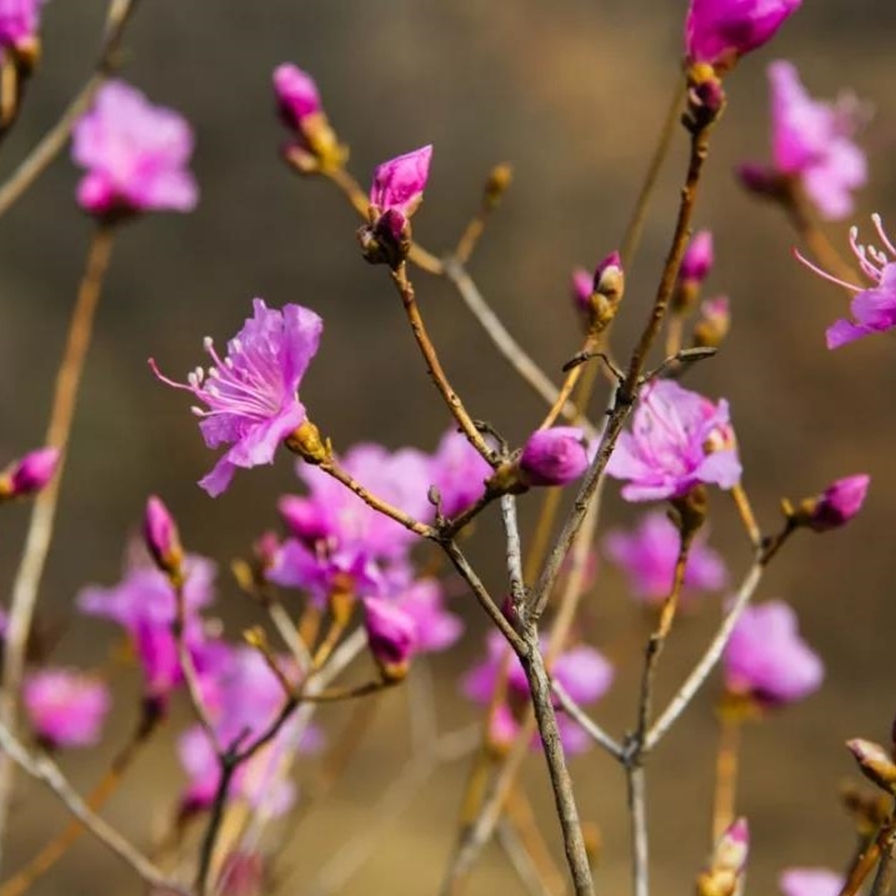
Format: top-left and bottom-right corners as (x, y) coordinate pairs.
(686, 63), (726, 132)
(846, 738), (896, 794)
(285, 419), (330, 465)
(363, 597), (417, 682)
(785, 475), (870, 533)
(696, 817), (749, 896)
(693, 296), (731, 349)
(143, 496), (184, 583)
(484, 163), (513, 208)
(674, 230), (714, 314)
(518, 427), (589, 487)
(0, 447), (60, 501)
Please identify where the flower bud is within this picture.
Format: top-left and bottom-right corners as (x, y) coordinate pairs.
(579, 251), (625, 335)
(693, 296), (731, 349)
(484, 163), (513, 208)
(686, 64), (727, 131)
(696, 817), (749, 896)
(786, 474), (870, 532)
(273, 64), (346, 173)
(846, 738), (896, 794)
(0, 447), (60, 500)
(363, 597), (417, 682)
(571, 267), (594, 316)
(685, 0), (802, 72)
(144, 496), (184, 583)
(675, 230), (714, 314)
(519, 427), (589, 487)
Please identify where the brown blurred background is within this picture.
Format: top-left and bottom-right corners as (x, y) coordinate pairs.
(2, 0), (896, 893)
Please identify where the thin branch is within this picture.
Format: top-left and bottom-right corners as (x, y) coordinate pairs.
(870, 825), (896, 896)
(551, 680), (623, 760)
(441, 257), (596, 438)
(0, 722), (189, 896)
(0, 0), (142, 219)
(0, 224), (116, 862)
(501, 495), (526, 612)
(497, 820), (561, 896)
(266, 599), (313, 674)
(626, 764), (648, 896)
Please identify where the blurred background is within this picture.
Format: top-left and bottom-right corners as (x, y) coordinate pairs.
(1, 0), (896, 893)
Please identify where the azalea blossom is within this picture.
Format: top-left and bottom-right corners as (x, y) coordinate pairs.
(429, 429), (491, 518)
(797, 215), (896, 349)
(606, 380), (741, 501)
(462, 632), (614, 755)
(723, 600), (823, 707)
(685, 0), (802, 70)
(0, 0), (44, 55)
(72, 80), (198, 216)
(151, 299), (323, 496)
(738, 61), (866, 220)
(23, 669), (111, 749)
(604, 511), (727, 604)
(519, 427), (590, 487)
(779, 867), (844, 896)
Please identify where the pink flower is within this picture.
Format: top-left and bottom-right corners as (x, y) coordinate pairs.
(807, 474), (869, 531)
(685, 0), (802, 69)
(77, 550), (219, 708)
(429, 429), (492, 518)
(519, 427), (589, 487)
(151, 299), (323, 496)
(72, 80), (198, 217)
(462, 632), (614, 755)
(23, 669), (111, 748)
(364, 597), (417, 680)
(723, 601), (823, 707)
(394, 577), (463, 653)
(273, 64), (321, 129)
(0, 0), (43, 54)
(798, 216), (896, 349)
(143, 495), (183, 577)
(604, 511), (727, 604)
(606, 380), (741, 501)
(0, 446), (59, 500)
(739, 61), (866, 220)
(779, 868), (844, 896)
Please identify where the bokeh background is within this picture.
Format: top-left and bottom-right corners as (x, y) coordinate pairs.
(1, 0), (895, 893)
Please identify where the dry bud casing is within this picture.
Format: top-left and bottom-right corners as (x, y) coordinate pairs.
(846, 738), (896, 794)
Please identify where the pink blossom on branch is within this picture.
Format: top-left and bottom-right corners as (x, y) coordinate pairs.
(685, 0), (802, 70)
(0, 446), (59, 500)
(797, 216), (896, 349)
(606, 380), (741, 502)
(23, 668), (111, 749)
(779, 868), (844, 896)
(369, 145), (432, 222)
(604, 511), (728, 604)
(0, 0), (44, 55)
(71, 80), (198, 217)
(723, 600), (823, 707)
(519, 427), (590, 487)
(429, 429), (491, 518)
(805, 474), (870, 531)
(150, 299), (323, 496)
(273, 64), (322, 128)
(738, 61), (866, 220)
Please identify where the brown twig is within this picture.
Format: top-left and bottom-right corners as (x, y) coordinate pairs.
(0, 223), (116, 863)
(710, 710), (743, 842)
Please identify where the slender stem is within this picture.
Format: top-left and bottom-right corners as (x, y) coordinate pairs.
(0, 224), (116, 863)
(0, 711), (159, 896)
(501, 495), (526, 611)
(551, 680), (623, 759)
(266, 599), (312, 674)
(0, 0), (142, 220)
(195, 754), (238, 896)
(497, 820), (560, 896)
(646, 558), (765, 752)
(626, 765), (648, 896)
(503, 787), (568, 896)
(619, 78), (687, 268)
(710, 712), (742, 841)
(871, 825), (896, 896)
(441, 257), (595, 437)
(391, 263), (496, 462)
(538, 344), (590, 432)
(730, 484), (761, 548)
(519, 630), (594, 896)
(0, 721), (189, 895)
(842, 820), (896, 896)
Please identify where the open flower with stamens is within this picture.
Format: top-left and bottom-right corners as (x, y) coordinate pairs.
(150, 299), (323, 496)
(797, 215), (896, 349)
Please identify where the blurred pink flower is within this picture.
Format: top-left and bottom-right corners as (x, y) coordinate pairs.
(395, 577), (463, 653)
(520, 427), (589, 487)
(364, 597), (417, 680)
(606, 380), (741, 501)
(0, 446), (59, 500)
(604, 511), (727, 604)
(462, 632), (614, 755)
(151, 299), (323, 496)
(273, 63), (321, 129)
(570, 268), (593, 316)
(723, 600), (823, 707)
(738, 61), (866, 220)
(680, 230), (714, 285)
(23, 668), (110, 749)
(72, 80), (198, 217)
(429, 429), (491, 518)
(685, 0), (801, 69)
(798, 215), (896, 349)
(0, 0), (44, 53)
(779, 868), (844, 896)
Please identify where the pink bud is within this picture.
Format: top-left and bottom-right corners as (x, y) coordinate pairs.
(278, 495), (329, 542)
(144, 495), (184, 579)
(519, 428), (589, 487)
(571, 268), (593, 313)
(0, 0), (44, 56)
(694, 295), (731, 348)
(3, 446), (59, 498)
(697, 817), (749, 895)
(273, 64), (322, 129)
(364, 598), (417, 681)
(369, 145), (432, 219)
(685, 0), (802, 70)
(594, 250), (624, 298)
(680, 230), (714, 284)
(809, 474), (870, 531)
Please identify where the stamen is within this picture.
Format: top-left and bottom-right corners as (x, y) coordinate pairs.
(793, 248), (861, 292)
(872, 213), (896, 256)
